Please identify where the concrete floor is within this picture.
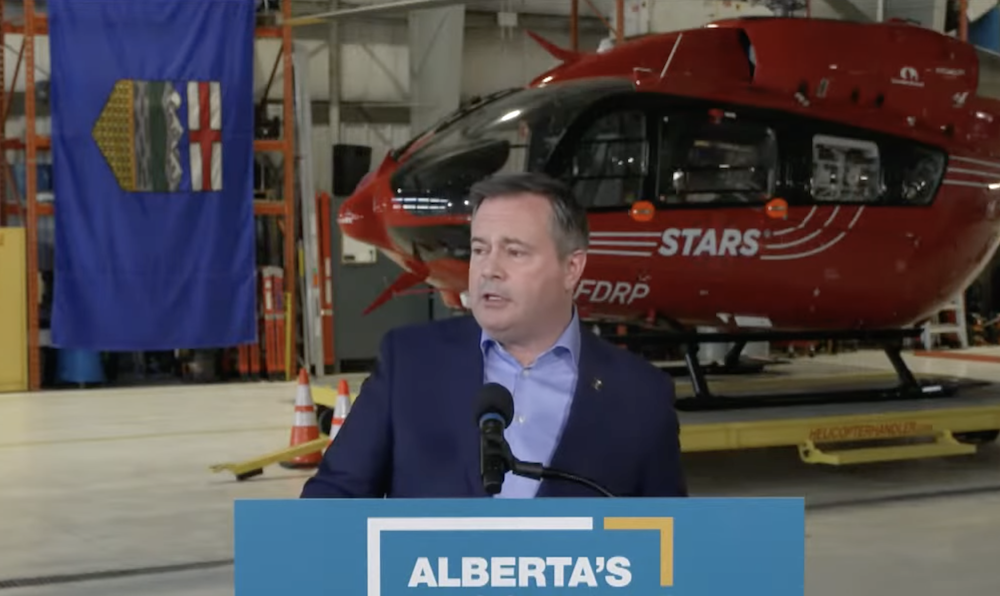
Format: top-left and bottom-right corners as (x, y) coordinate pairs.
(2, 348), (1000, 595)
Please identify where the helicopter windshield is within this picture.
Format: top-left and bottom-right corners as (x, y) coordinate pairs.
(389, 77), (636, 212)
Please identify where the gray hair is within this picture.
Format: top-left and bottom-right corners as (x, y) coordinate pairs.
(468, 172), (589, 259)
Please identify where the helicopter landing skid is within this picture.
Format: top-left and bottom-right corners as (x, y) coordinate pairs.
(642, 326), (981, 412)
(657, 356), (773, 378)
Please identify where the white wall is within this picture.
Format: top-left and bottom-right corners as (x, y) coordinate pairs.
(647, 0), (776, 32)
(462, 25), (607, 100)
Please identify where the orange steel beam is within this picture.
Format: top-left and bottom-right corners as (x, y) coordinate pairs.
(24, 0), (40, 390)
(6, 201), (286, 219)
(3, 137), (280, 152)
(0, 0), (5, 227)
(615, 0), (624, 43)
(959, 0), (968, 41)
(282, 0), (297, 381)
(570, 0), (578, 51)
(581, 0), (615, 38)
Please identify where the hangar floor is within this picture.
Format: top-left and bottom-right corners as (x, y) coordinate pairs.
(2, 348), (1000, 595)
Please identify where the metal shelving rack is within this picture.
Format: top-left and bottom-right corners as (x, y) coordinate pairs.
(0, 0), (298, 390)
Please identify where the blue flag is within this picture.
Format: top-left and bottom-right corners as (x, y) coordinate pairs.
(48, 0), (257, 351)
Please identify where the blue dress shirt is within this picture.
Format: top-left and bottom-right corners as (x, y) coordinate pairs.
(480, 309), (581, 498)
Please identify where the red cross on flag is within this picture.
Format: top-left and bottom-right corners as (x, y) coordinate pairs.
(187, 81), (223, 192)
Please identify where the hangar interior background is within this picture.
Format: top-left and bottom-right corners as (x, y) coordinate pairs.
(2, 1), (1000, 595)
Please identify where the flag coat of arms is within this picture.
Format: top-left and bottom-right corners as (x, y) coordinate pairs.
(48, 0), (257, 351)
(93, 79), (226, 194)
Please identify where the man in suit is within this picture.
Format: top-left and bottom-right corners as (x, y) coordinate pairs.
(300, 172), (687, 499)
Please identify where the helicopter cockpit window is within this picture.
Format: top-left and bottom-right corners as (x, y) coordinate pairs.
(811, 135), (883, 203)
(388, 78), (637, 215)
(569, 109), (648, 208)
(659, 114), (777, 205)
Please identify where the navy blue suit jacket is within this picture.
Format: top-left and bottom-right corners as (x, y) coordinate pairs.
(300, 315), (687, 499)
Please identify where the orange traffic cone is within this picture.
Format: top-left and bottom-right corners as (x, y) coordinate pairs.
(327, 379), (353, 448)
(280, 368), (323, 469)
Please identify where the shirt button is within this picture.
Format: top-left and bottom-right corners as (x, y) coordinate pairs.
(522, 369), (530, 377)
(517, 416), (526, 424)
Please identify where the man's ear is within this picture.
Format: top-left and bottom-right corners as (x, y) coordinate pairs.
(564, 249), (587, 291)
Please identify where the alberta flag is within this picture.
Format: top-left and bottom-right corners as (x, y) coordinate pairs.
(48, 0), (258, 351)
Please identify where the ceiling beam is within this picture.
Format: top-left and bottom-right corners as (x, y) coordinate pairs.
(286, 0), (466, 25)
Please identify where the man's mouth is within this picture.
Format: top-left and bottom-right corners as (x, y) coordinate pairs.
(482, 293), (507, 303)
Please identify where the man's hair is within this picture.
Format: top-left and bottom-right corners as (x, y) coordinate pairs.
(468, 172), (589, 258)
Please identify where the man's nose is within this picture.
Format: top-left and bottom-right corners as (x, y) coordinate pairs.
(480, 251), (505, 279)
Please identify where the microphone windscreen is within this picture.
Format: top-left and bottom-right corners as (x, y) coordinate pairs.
(476, 382), (514, 427)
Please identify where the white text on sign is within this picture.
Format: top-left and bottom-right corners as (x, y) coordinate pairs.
(575, 280), (650, 305)
(658, 228), (761, 257)
(408, 556), (633, 588)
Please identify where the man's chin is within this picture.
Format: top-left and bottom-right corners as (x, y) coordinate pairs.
(472, 308), (513, 334)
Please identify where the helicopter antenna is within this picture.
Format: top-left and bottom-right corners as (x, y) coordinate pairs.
(753, 0), (809, 17)
(660, 33), (684, 80)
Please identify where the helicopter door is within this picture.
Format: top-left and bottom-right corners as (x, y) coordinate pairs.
(553, 106), (652, 211)
(655, 108), (778, 208)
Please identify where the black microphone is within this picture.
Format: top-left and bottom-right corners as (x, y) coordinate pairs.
(474, 383), (616, 498)
(476, 383), (515, 495)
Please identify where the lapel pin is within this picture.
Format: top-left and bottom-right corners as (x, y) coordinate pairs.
(593, 378), (602, 391)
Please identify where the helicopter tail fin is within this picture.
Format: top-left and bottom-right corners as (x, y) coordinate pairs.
(526, 30), (583, 63)
(362, 270), (426, 315)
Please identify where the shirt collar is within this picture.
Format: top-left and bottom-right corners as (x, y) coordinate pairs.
(480, 307), (582, 367)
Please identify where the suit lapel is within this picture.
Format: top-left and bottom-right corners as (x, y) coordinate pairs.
(537, 325), (606, 497)
(441, 316), (490, 497)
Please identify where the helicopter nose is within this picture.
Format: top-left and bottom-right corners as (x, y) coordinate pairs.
(337, 182), (391, 250)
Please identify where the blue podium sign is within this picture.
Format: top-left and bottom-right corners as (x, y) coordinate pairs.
(235, 497), (804, 595)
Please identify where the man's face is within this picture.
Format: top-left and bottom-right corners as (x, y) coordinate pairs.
(468, 192), (586, 346)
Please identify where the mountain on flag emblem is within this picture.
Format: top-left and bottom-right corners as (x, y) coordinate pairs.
(92, 79), (223, 193)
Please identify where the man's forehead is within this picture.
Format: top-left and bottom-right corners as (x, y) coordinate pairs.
(471, 234), (530, 245)
(472, 192), (552, 223)
(476, 191), (551, 210)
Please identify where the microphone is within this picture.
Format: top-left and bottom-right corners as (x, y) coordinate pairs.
(474, 383), (616, 498)
(476, 383), (515, 495)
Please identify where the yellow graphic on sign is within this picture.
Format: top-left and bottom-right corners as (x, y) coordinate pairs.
(604, 517), (674, 587)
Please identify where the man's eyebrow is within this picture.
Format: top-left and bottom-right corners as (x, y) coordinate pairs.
(470, 236), (531, 247)
(499, 236), (532, 248)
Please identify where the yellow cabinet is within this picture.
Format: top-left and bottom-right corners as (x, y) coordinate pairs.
(0, 227), (28, 392)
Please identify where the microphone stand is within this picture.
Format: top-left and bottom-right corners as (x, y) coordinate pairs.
(500, 438), (617, 498)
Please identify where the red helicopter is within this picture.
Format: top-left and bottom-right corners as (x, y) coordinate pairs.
(336, 16), (1000, 409)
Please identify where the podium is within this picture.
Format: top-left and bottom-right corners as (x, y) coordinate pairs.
(235, 497), (805, 595)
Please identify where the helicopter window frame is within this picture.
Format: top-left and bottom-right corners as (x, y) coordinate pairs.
(810, 134), (884, 204)
(793, 127), (945, 207)
(545, 93), (660, 212)
(653, 108), (781, 208)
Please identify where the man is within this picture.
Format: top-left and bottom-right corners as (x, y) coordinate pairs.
(300, 172), (687, 499)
